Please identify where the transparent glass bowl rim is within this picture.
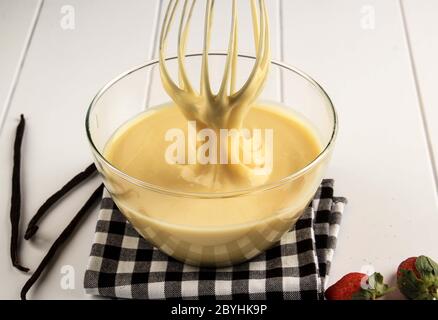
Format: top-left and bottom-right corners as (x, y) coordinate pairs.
(85, 52), (338, 199)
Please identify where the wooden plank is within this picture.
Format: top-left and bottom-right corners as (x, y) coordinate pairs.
(281, 0), (438, 294)
(0, 0), (42, 126)
(0, 0), (160, 299)
(402, 0), (438, 191)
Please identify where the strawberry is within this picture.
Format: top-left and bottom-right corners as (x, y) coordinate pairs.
(397, 255), (438, 300)
(325, 272), (391, 300)
(397, 257), (421, 279)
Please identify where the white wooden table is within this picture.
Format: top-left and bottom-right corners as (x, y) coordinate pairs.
(0, 0), (437, 300)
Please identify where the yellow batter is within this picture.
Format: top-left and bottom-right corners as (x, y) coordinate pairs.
(105, 102), (321, 224)
(102, 102), (324, 266)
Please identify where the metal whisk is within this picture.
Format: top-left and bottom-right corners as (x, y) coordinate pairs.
(159, 0), (270, 129)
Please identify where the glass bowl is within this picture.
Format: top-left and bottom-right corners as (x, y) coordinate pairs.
(86, 53), (337, 267)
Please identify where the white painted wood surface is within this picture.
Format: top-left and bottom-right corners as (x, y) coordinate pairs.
(0, 0), (437, 299)
(0, 0), (160, 299)
(402, 0), (438, 189)
(281, 0), (438, 295)
(0, 0), (41, 126)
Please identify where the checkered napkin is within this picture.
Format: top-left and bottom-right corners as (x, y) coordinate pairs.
(84, 179), (346, 300)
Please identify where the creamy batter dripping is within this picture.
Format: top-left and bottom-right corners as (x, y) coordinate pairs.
(158, 0), (272, 189)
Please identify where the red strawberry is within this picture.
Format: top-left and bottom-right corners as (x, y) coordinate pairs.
(397, 257), (421, 279)
(325, 272), (391, 300)
(397, 255), (438, 300)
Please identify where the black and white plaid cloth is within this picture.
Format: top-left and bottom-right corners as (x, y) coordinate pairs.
(84, 179), (346, 299)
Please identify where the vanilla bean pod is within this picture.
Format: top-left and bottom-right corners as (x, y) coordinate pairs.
(10, 114), (29, 272)
(20, 184), (104, 300)
(24, 163), (97, 240)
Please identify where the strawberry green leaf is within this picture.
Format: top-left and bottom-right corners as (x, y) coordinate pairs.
(415, 255), (438, 279)
(398, 269), (438, 300)
(351, 290), (373, 300)
(398, 269), (423, 299)
(351, 273), (393, 300)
